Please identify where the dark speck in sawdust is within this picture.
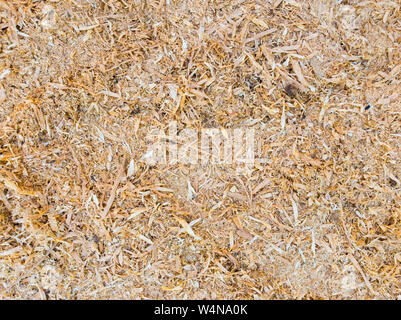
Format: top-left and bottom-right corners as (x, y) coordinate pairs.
(284, 83), (297, 98)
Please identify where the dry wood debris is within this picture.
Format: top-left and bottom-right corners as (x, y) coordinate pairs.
(0, 0), (400, 299)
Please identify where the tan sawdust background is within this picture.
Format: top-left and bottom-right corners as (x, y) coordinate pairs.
(0, 0), (400, 299)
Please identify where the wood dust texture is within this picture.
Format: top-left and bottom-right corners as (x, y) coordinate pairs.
(0, 0), (400, 299)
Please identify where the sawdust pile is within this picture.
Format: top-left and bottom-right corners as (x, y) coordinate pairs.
(0, 0), (400, 299)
